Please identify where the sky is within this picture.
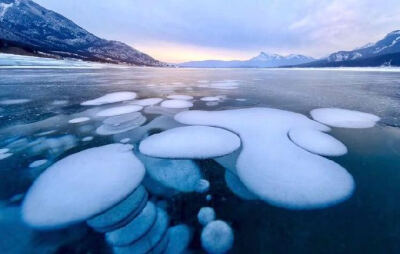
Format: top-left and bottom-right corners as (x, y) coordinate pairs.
(34, 0), (400, 63)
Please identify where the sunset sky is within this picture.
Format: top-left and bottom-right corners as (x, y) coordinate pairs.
(35, 0), (400, 63)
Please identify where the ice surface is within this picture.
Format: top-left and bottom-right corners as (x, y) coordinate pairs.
(201, 220), (234, 254)
(87, 185), (148, 232)
(167, 94), (194, 100)
(311, 108), (380, 128)
(81, 92), (137, 106)
(28, 159), (48, 168)
(198, 207), (216, 226)
(175, 108), (355, 209)
(138, 155), (203, 193)
(106, 201), (157, 246)
(161, 100), (193, 109)
(139, 126), (240, 159)
(113, 207), (169, 254)
(289, 129), (347, 156)
(68, 117), (90, 124)
(96, 105), (143, 117)
(164, 224), (192, 254)
(22, 144), (145, 228)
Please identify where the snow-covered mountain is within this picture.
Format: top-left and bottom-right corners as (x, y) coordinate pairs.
(297, 30), (400, 67)
(0, 0), (165, 66)
(179, 52), (315, 68)
(326, 30), (400, 63)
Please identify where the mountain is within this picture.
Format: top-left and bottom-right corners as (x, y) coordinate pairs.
(0, 0), (165, 66)
(179, 52), (315, 68)
(296, 30), (400, 67)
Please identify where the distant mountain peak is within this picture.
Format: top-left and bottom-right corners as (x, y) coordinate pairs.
(0, 0), (165, 66)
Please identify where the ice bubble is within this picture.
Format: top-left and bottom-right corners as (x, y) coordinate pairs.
(198, 207), (216, 226)
(106, 201), (157, 246)
(81, 92), (137, 106)
(201, 96), (221, 102)
(113, 207), (169, 254)
(164, 224), (192, 254)
(138, 155), (202, 193)
(68, 117), (90, 124)
(206, 194), (212, 201)
(310, 108), (380, 128)
(96, 105), (143, 117)
(161, 100), (193, 109)
(87, 185), (148, 232)
(22, 144), (145, 229)
(29, 135), (77, 156)
(96, 112), (146, 135)
(28, 159), (48, 168)
(139, 126), (240, 159)
(0, 148), (9, 154)
(0, 99), (31, 105)
(206, 102), (219, 107)
(201, 220), (234, 254)
(225, 170), (258, 200)
(175, 108), (355, 209)
(120, 138), (130, 144)
(196, 179), (210, 193)
(131, 98), (163, 106)
(144, 105), (187, 116)
(167, 94), (193, 100)
(289, 129), (347, 156)
(0, 153), (12, 160)
(82, 136), (93, 142)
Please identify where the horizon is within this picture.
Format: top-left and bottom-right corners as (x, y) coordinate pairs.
(33, 0), (400, 63)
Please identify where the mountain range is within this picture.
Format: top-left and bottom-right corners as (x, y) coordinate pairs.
(294, 30), (400, 67)
(179, 52), (315, 68)
(0, 0), (165, 66)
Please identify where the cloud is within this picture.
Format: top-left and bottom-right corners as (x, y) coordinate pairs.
(34, 0), (400, 61)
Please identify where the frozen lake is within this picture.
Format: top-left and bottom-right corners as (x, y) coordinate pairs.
(0, 67), (400, 253)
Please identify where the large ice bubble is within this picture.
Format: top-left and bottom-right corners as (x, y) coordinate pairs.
(22, 144), (145, 229)
(139, 126), (241, 159)
(164, 224), (192, 254)
(310, 108), (380, 128)
(175, 108), (355, 209)
(161, 100), (193, 109)
(289, 129), (347, 156)
(96, 112), (146, 135)
(81, 92), (137, 106)
(96, 105), (143, 117)
(201, 220), (234, 254)
(198, 207), (216, 226)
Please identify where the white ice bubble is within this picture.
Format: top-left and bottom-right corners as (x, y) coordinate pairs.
(0, 148), (9, 154)
(161, 100), (193, 109)
(81, 136), (94, 142)
(164, 224), (192, 254)
(0, 99), (31, 105)
(201, 220), (234, 254)
(113, 207), (169, 254)
(96, 112), (146, 135)
(138, 155), (203, 193)
(106, 201), (157, 246)
(0, 153), (12, 160)
(139, 126), (240, 159)
(198, 207), (216, 226)
(167, 94), (193, 100)
(29, 159), (48, 168)
(131, 98), (163, 106)
(81, 92), (137, 106)
(175, 108), (355, 209)
(96, 105), (143, 117)
(310, 108), (380, 129)
(224, 170), (258, 200)
(196, 179), (210, 193)
(22, 144), (145, 229)
(68, 117), (90, 124)
(120, 138), (130, 144)
(289, 129), (347, 156)
(201, 97), (221, 102)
